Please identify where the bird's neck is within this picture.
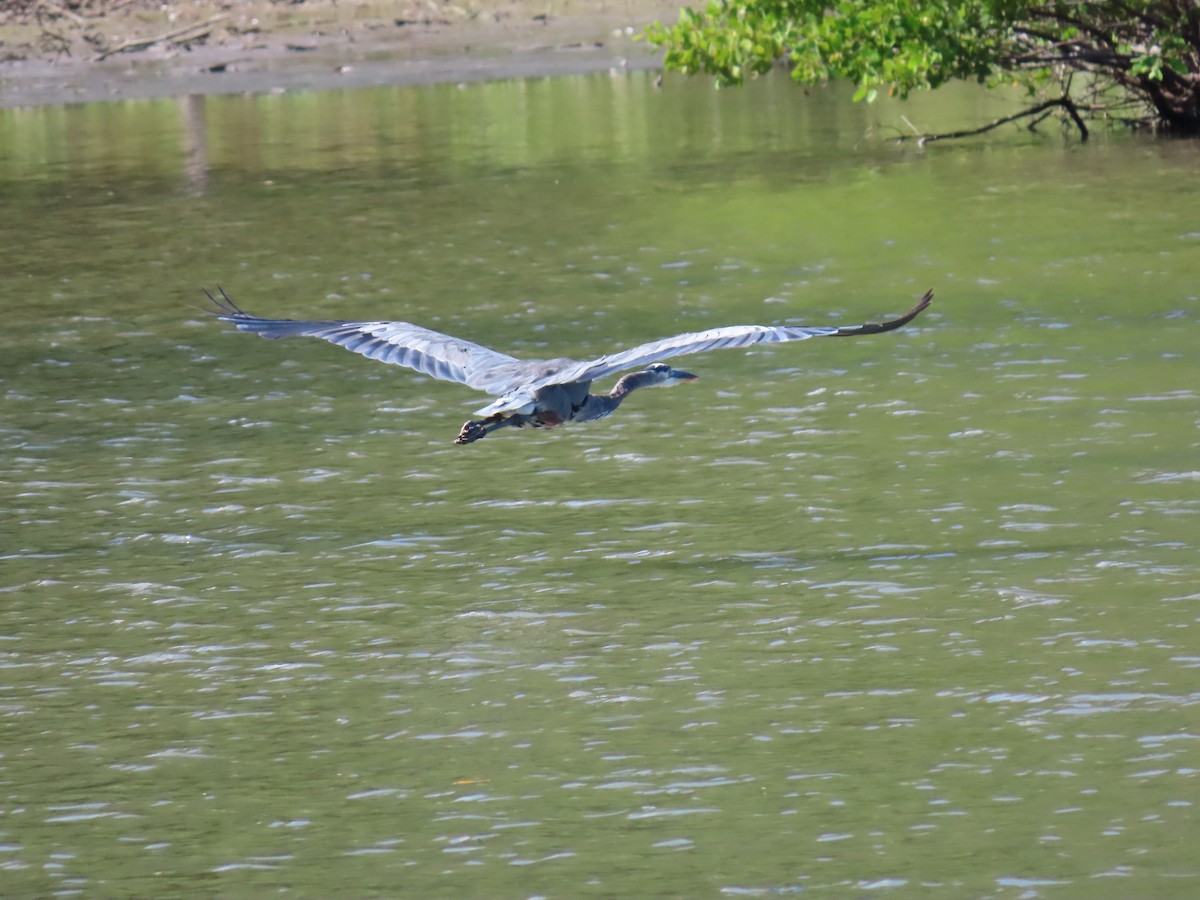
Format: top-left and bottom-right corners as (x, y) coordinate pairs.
(608, 370), (656, 400)
(573, 370), (656, 424)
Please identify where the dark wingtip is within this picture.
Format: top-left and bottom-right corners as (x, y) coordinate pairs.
(888, 289), (933, 329)
(830, 289), (934, 337)
(203, 286), (244, 318)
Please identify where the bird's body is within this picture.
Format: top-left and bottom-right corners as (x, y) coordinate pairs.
(207, 288), (932, 444)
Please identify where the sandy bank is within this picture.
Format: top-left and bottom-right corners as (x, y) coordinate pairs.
(0, 1), (689, 109)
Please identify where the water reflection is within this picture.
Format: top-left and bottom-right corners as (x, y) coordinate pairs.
(0, 72), (1026, 196)
(178, 94), (208, 197)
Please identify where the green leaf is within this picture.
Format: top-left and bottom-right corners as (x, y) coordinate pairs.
(644, 0), (1200, 134)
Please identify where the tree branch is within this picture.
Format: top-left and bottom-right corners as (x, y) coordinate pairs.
(896, 96), (1089, 145)
(94, 13), (228, 61)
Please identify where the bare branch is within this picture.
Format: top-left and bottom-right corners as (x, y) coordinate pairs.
(896, 97), (1089, 145)
(94, 12), (228, 61)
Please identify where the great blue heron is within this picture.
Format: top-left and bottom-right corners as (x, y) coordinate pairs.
(208, 288), (932, 444)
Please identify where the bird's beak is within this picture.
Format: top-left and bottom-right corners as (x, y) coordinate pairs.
(672, 370), (698, 382)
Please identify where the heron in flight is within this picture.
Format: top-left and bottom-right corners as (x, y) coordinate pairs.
(208, 288), (932, 444)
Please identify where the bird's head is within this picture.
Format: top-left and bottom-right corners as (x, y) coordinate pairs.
(645, 363), (699, 386)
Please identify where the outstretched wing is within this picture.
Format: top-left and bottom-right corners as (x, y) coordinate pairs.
(528, 290), (934, 390)
(206, 289), (531, 396)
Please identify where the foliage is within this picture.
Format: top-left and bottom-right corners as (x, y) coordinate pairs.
(646, 1), (1200, 136)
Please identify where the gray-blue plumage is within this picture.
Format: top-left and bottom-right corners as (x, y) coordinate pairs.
(207, 287), (932, 444)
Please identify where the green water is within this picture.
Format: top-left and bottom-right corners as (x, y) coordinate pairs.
(2, 73), (1197, 899)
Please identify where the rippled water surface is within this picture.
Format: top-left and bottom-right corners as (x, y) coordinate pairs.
(3, 73), (1198, 899)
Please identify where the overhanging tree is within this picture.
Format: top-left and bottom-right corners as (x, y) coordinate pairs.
(645, 1), (1200, 140)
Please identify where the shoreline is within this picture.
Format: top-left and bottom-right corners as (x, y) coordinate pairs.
(0, 1), (688, 109)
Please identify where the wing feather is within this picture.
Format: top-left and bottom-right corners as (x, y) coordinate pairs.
(529, 290), (934, 389)
(207, 289), (524, 396)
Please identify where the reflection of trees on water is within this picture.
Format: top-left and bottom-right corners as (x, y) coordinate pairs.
(178, 94), (208, 197)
